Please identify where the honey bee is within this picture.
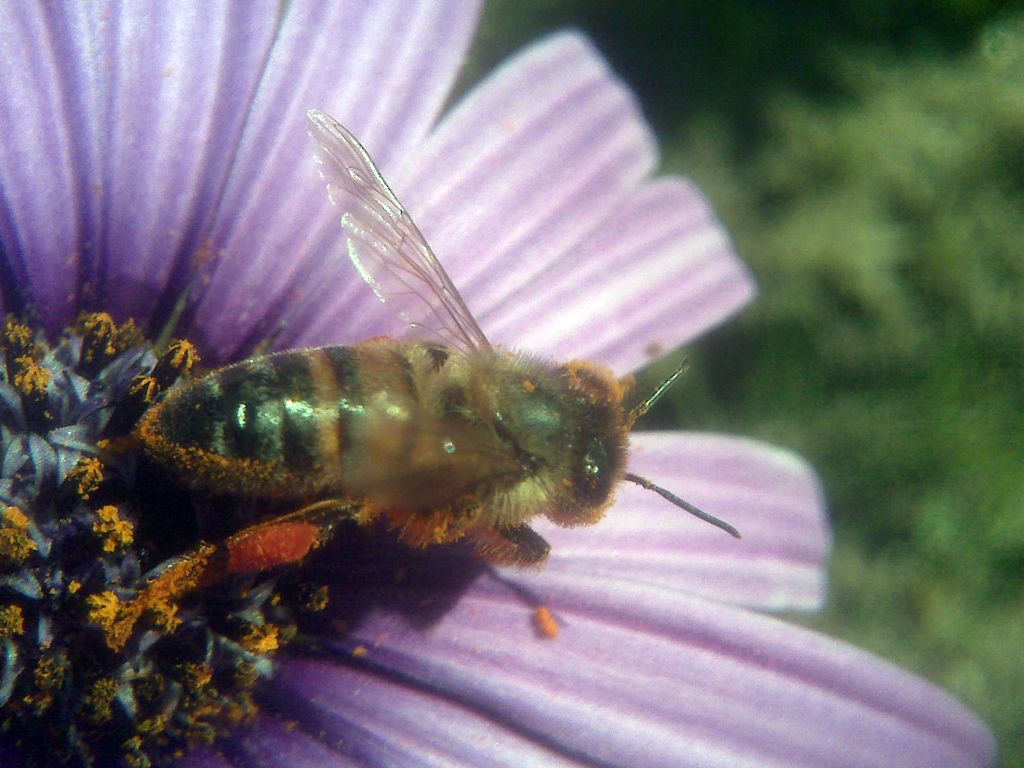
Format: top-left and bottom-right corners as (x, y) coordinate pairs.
(136, 109), (738, 578)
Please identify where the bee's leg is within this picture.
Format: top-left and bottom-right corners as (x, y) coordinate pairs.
(472, 523), (551, 566)
(94, 500), (365, 651)
(497, 524), (552, 565)
(154, 499), (362, 597)
(219, 498), (367, 576)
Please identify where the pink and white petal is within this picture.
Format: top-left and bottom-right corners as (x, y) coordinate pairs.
(529, 431), (830, 610)
(410, 30), (656, 313)
(487, 177), (753, 371)
(293, 30), (660, 350)
(253, 665), (588, 768)
(0, 4), (105, 330)
(0, 2), (284, 334)
(320, 577), (995, 768)
(194, 0), (482, 361)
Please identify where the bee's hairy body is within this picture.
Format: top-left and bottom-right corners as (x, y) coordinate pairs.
(138, 338), (631, 564)
(134, 111), (738, 572)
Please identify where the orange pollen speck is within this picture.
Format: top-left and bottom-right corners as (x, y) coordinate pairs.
(534, 606), (560, 639)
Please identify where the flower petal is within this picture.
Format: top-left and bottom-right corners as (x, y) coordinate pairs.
(294, 576), (995, 768)
(245, 677), (587, 767)
(401, 31), (656, 298)
(531, 431), (830, 610)
(175, 746), (233, 768)
(488, 178), (753, 372)
(193, 0), (482, 361)
(293, 30), (663, 351)
(94, 0), (284, 330)
(186, 717), (363, 768)
(0, 3), (105, 327)
(0, 1), (282, 334)
(295, 31), (752, 370)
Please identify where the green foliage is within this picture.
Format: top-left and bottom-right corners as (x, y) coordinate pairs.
(663, 15), (1024, 765)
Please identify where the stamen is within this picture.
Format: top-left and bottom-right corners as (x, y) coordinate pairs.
(0, 315), (321, 767)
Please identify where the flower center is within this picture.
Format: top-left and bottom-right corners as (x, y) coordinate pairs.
(0, 314), (323, 768)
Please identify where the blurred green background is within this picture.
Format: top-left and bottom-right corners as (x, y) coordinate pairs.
(467, 2), (1023, 765)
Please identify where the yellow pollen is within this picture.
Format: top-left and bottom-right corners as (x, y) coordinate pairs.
(0, 604), (25, 637)
(86, 591), (122, 629)
(241, 624), (280, 654)
(67, 457), (105, 499)
(93, 504), (135, 551)
(13, 356), (51, 395)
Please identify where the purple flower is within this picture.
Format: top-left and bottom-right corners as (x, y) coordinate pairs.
(0, 2), (995, 767)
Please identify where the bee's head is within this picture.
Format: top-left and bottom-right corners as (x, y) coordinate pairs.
(540, 359), (633, 527)
(485, 358), (630, 528)
(487, 355), (740, 539)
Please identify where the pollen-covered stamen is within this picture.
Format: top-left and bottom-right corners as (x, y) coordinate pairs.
(100, 374), (159, 441)
(76, 312), (119, 377)
(74, 312), (146, 378)
(0, 315), (314, 768)
(92, 504), (135, 552)
(0, 506), (37, 568)
(58, 457), (106, 505)
(0, 319), (37, 382)
(11, 355), (52, 433)
(102, 339), (200, 440)
(150, 338), (200, 389)
(0, 321), (52, 432)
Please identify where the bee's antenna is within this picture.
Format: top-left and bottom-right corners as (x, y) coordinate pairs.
(624, 361), (740, 537)
(624, 472), (741, 538)
(625, 360), (689, 431)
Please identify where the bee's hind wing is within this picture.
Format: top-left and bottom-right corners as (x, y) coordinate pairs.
(308, 109), (490, 352)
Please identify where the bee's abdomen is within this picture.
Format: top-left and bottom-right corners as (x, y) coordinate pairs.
(137, 347), (361, 496)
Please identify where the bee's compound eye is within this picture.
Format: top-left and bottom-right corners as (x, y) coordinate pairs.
(546, 436), (617, 529)
(582, 441), (610, 488)
(561, 439), (616, 520)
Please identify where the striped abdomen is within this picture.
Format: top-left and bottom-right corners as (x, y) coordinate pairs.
(137, 345), (369, 498)
(137, 341), (505, 512)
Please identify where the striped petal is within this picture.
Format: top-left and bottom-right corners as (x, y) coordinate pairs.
(193, 0), (482, 361)
(295, 31), (751, 370)
(531, 431), (830, 610)
(488, 177), (752, 372)
(240, 575), (995, 768)
(0, 1), (281, 334)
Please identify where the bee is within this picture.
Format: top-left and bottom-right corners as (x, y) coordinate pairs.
(136, 110), (739, 579)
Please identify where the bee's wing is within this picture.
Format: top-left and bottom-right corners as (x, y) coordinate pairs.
(308, 109), (490, 352)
